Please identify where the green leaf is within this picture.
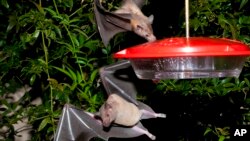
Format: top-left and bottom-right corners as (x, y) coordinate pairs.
(71, 35), (80, 47)
(54, 25), (62, 38)
(240, 0), (248, 10)
(102, 48), (108, 55)
(90, 69), (99, 82)
(7, 15), (17, 32)
(67, 67), (77, 82)
(204, 127), (212, 136)
(30, 1), (45, 14)
(76, 60), (87, 65)
(69, 18), (81, 24)
(30, 74), (36, 85)
(1, 0), (9, 8)
(239, 80), (246, 88)
(244, 78), (250, 87)
(234, 78), (240, 85)
(84, 40), (99, 51)
(84, 86), (91, 95)
(212, 78), (219, 86)
(73, 29), (88, 39)
(92, 94), (97, 102)
(53, 15), (64, 21)
(38, 118), (50, 131)
(223, 83), (234, 88)
(53, 66), (73, 81)
(44, 8), (58, 17)
(239, 16), (250, 24)
(218, 135), (225, 141)
(207, 88), (214, 94)
(32, 30), (40, 38)
(76, 71), (82, 83)
(47, 127), (54, 134)
(220, 77), (232, 85)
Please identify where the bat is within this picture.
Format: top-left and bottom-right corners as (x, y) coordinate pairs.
(98, 93), (142, 127)
(53, 104), (156, 141)
(94, 0), (156, 46)
(54, 60), (166, 141)
(97, 93), (166, 127)
(53, 100), (165, 141)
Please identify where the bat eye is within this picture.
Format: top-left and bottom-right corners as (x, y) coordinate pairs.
(136, 25), (143, 31)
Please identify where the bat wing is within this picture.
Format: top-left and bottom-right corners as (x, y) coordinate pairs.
(94, 0), (133, 46)
(54, 104), (108, 141)
(54, 104), (150, 141)
(99, 60), (155, 106)
(132, 0), (146, 8)
(99, 60), (139, 105)
(119, 0), (145, 9)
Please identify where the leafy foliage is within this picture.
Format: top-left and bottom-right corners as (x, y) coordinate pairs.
(0, 0), (109, 140)
(184, 0), (250, 43)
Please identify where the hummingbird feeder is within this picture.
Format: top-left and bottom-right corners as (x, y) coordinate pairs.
(113, 0), (250, 79)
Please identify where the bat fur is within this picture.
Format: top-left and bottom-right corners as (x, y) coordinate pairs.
(98, 93), (166, 127)
(94, 0), (156, 46)
(99, 93), (142, 127)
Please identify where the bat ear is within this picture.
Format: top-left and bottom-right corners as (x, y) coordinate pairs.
(148, 15), (154, 24)
(104, 102), (113, 110)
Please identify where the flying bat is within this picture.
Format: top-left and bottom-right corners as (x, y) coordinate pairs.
(97, 93), (166, 127)
(54, 60), (166, 141)
(94, 0), (156, 46)
(53, 104), (157, 141)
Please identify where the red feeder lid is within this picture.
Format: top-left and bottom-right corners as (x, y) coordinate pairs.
(114, 37), (250, 58)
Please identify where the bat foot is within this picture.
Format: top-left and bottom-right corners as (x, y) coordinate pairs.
(155, 113), (166, 118)
(141, 128), (156, 140)
(146, 132), (156, 140)
(141, 109), (166, 119)
(133, 124), (156, 140)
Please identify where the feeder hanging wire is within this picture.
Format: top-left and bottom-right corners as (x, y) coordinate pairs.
(185, 0), (190, 38)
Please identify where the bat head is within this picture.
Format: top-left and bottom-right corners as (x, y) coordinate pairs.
(99, 98), (118, 127)
(131, 14), (156, 42)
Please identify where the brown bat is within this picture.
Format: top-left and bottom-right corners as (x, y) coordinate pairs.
(94, 0), (156, 46)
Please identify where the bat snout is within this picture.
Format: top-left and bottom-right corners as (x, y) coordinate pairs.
(146, 34), (156, 42)
(102, 119), (111, 127)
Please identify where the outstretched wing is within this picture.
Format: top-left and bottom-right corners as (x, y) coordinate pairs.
(99, 60), (139, 105)
(54, 104), (107, 141)
(54, 104), (151, 141)
(99, 60), (156, 105)
(94, 0), (133, 46)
